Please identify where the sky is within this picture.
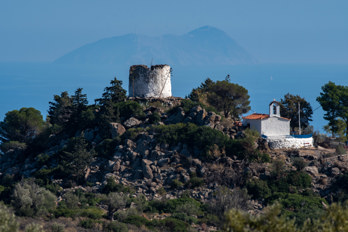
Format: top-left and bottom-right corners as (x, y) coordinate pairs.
(1, 0), (348, 64)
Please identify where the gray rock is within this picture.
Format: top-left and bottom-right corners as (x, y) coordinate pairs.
(124, 117), (142, 128)
(305, 166), (319, 177)
(143, 164), (153, 179)
(109, 122), (126, 138)
(331, 167), (340, 176)
(165, 107), (185, 124)
(192, 158), (202, 168)
(158, 158), (170, 167)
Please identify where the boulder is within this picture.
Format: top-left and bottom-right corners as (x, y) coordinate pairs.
(109, 123), (126, 138)
(305, 166), (319, 178)
(123, 117), (142, 128)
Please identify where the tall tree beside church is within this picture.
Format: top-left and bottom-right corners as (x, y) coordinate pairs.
(317, 81), (348, 138)
(280, 93), (313, 132)
(189, 77), (250, 119)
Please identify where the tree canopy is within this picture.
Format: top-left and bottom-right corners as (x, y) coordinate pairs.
(317, 81), (348, 138)
(189, 77), (250, 119)
(0, 107), (45, 144)
(280, 93), (313, 133)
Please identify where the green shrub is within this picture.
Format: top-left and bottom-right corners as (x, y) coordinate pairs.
(54, 207), (104, 219)
(292, 157), (307, 171)
(0, 202), (19, 232)
(247, 179), (271, 199)
(268, 171), (311, 194)
(96, 138), (121, 158)
(151, 123), (229, 160)
(152, 217), (189, 232)
(171, 179), (184, 189)
(0, 141), (27, 153)
(208, 187), (250, 220)
(267, 193), (326, 225)
(145, 197), (201, 214)
(79, 219), (97, 229)
(225, 203), (297, 232)
(258, 153), (271, 163)
(24, 223), (44, 232)
(336, 144), (346, 154)
(172, 212), (198, 224)
(12, 179), (56, 217)
(122, 127), (145, 140)
(102, 178), (134, 194)
(148, 111), (161, 124)
(122, 215), (150, 227)
(117, 101), (145, 120)
(50, 222), (65, 232)
(286, 171), (311, 189)
(186, 177), (204, 188)
(103, 221), (128, 232)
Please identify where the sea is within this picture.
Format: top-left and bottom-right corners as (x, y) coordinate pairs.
(0, 62), (347, 133)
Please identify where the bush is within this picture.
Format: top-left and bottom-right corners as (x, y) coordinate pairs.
(336, 144), (346, 155)
(96, 138), (121, 159)
(208, 187), (250, 220)
(152, 217), (189, 232)
(79, 219), (98, 229)
(186, 176), (204, 188)
(171, 179), (184, 189)
(50, 222), (65, 232)
(151, 123), (229, 160)
(54, 206), (104, 219)
(145, 197), (201, 214)
(102, 178), (133, 194)
(117, 101), (145, 120)
(12, 179), (56, 217)
(122, 215), (149, 227)
(0, 202), (19, 232)
(0, 141), (27, 153)
(292, 157), (307, 171)
(24, 223), (44, 232)
(267, 193), (326, 225)
(148, 111), (161, 124)
(286, 171), (311, 189)
(247, 179), (271, 199)
(225, 203), (297, 232)
(103, 221), (128, 232)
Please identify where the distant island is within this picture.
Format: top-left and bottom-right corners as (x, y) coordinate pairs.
(54, 26), (256, 66)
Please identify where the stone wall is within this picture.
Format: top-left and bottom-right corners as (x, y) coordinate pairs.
(266, 136), (313, 149)
(129, 64), (172, 98)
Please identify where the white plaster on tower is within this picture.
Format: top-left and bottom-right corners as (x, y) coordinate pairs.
(129, 65), (172, 98)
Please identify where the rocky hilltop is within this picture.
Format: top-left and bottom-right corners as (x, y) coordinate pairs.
(0, 96), (347, 231)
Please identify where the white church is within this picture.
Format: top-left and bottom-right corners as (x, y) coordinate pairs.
(243, 100), (313, 149)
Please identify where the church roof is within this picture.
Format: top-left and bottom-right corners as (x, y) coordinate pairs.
(243, 113), (290, 120)
(243, 113), (269, 120)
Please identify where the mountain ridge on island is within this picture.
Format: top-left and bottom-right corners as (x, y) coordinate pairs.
(54, 26), (256, 66)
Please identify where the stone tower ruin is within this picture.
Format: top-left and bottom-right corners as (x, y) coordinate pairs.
(129, 64), (172, 98)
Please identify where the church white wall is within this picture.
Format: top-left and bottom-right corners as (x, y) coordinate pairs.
(267, 136), (313, 149)
(244, 119), (262, 133)
(261, 117), (290, 136)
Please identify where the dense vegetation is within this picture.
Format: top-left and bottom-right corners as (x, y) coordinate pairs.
(0, 76), (347, 231)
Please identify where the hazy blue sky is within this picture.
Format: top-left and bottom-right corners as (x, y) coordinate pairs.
(1, 0), (347, 63)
